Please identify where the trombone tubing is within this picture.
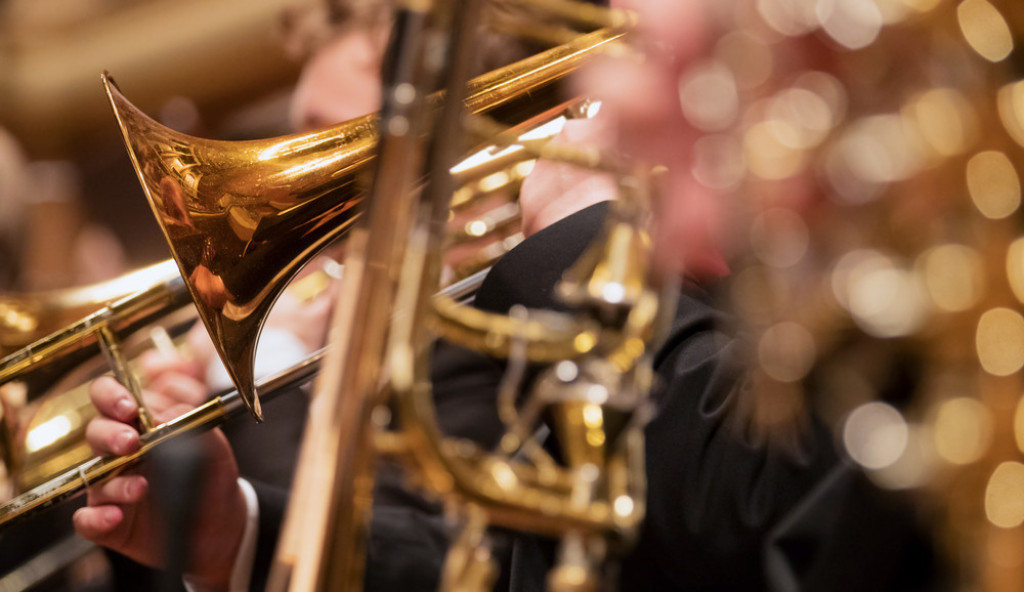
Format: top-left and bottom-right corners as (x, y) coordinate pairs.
(0, 268), (489, 531)
(0, 348), (322, 531)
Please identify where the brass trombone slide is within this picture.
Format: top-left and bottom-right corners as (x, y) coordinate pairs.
(0, 260), (183, 358)
(0, 268), (489, 531)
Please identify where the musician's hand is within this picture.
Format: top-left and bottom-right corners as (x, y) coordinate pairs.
(73, 374), (247, 591)
(518, 117), (619, 237)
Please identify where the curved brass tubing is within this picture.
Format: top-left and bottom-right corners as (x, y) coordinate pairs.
(389, 201), (657, 545)
(104, 26), (626, 421)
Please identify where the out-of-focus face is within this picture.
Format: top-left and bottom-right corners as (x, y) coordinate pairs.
(289, 27), (387, 132)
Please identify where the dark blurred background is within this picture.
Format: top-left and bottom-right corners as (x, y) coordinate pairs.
(0, 0), (320, 291)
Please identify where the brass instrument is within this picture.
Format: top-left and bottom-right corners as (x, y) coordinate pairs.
(0, 107), (562, 504)
(0, 260), (181, 358)
(26, 0), (1024, 590)
(103, 25), (626, 422)
(0, 260), (335, 499)
(3, 3), (658, 590)
(0, 260), (181, 493)
(0, 25), (623, 531)
(0, 268), (486, 527)
(268, 2), (653, 590)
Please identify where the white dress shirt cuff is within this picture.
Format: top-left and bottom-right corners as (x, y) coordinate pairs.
(183, 478), (260, 592)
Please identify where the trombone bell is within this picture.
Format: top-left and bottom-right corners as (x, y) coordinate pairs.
(103, 27), (625, 420)
(104, 76), (374, 421)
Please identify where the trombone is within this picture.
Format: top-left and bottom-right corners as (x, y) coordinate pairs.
(0, 26), (625, 529)
(4, 6), (657, 589)
(103, 26), (626, 422)
(0, 267), (487, 530)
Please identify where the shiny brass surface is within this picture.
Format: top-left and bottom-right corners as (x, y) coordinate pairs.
(0, 347), (325, 528)
(429, 294), (600, 360)
(0, 265), (320, 502)
(0, 260), (181, 358)
(2, 4), (647, 586)
(0, 261), (183, 490)
(257, 2), (651, 583)
(0, 64), (603, 529)
(0, 264), (192, 499)
(104, 77), (372, 422)
(0, 262), (188, 388)
(0, 266), (489, 530)
(390, 200), (655, 544)
(5, 382), (93, 494)
(105, 26), (625, 421)
(265, 1), (637, 584)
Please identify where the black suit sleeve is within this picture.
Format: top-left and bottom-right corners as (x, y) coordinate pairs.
(487, 202), (937, 592)
(617, 291), (839, 591)
(482, 216), (841, 589)
(249, 480), (289, 592)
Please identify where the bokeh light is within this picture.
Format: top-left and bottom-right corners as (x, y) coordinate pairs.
(745, 120), (807, 180)
(932, 397), (993, 465)
(817, 0), (883, 50)
(1015, 396), (1024, 455)
(975, 308), (1024, 376)
(918, 244), (984, 313)
(985, 461), (1024, 528)
(749, 208), (810, 268)
(905, 88), (976, 160)
(756, 0), (819, 37)
(692, 134), (746, 191)
(758, 321), (816, 382)
(832, 250), (928, 338)
(678, 61), (740, 132)
(715, 31), (773, 91)
(998, 81), (1024, 149)
(834, 114), (927, 190)
(868, 424), (937, 490)
(843, 402), (910, 470)
(966, 150), (1021, 219)
(766, 86), (837, 150)
(957, 0), (1014, 63)
(1006, 237), (1024, 305)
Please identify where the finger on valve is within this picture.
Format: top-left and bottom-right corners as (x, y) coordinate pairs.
(86, 376), (142, 456)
